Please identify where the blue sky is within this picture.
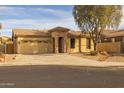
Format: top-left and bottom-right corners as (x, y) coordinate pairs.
(0, 5), (76, 37)
(0, 5), (124, 37)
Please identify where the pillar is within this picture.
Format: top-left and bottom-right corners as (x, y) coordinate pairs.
(55, 37), (59, 53)
(79, 36), (81, 52)
(63, 37), (67, 53)
(112, 38), (115, 42)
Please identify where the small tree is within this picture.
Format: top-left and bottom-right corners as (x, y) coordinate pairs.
(73, 5), (122, 50)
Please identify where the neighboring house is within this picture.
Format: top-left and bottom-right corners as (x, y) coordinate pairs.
(12, 26), (94, 54)
(101, 30), (124, 43)
(0, 36), (13, 54)
(1, 36), (12, 44)
(97, 30), (124, 53)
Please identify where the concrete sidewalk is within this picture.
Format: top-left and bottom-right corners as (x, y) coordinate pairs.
(1, 54), (124, 67)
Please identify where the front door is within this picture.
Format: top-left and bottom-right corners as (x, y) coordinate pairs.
(58, 37), (64, 53)
(53, 38), (55, 53)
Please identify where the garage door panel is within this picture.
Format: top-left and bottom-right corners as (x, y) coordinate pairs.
(18, 39), (52, 54)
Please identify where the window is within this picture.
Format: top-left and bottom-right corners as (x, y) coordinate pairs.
(86, 38), (91, 49)
(70, 38), (75, 48)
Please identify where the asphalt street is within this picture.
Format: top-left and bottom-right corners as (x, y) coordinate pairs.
(0, 65), (124, 88)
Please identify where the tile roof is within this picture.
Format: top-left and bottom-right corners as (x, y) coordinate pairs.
(12, 29), (50, 37)
(49, 26), (70, 32)
(102, 30), (124, 38)
(68, 31), (81, 36)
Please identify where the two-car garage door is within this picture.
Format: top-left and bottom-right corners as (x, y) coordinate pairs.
(18, 38), (53, 54)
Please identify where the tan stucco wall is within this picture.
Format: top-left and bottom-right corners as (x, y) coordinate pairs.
(96, 42), (121, 53)
(67, 38), (79, 53)
(67, 37), (94, 53)
(51, 31), (68, 37)
(80, 38), (94, 52)
(14, 35), (94, 54)
(16, 37), (53, 54)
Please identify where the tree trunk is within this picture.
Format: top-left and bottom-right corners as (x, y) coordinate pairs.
(92, 39), (96, 51)
(94, 42), (96, 51)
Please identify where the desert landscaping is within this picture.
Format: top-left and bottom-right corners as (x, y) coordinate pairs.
(72, 52), (124, 62)
(3, 52), (124, 63)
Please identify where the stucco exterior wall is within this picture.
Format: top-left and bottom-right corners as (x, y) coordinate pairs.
(80, 38), (94, 52)
(15, 37), (53, 54)
(13, 29), (95, 54)
(67, 38), (79, 53)
(96, 42), (121, 53)
(67, 37), (94, 53)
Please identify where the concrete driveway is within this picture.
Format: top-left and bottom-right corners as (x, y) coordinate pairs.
(3, 53), (124, 67)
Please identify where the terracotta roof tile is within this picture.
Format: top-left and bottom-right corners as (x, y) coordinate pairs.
(102, 30), (124, 38)
(49, 26), (70, 32)
(12, 29), (50, 37)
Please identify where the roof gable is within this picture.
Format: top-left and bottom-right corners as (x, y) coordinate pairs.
(49, 26), (70, 32)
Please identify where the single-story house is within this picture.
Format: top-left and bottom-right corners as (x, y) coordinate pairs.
(12, 26), (94, 54)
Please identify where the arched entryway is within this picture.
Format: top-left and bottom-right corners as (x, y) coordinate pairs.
(58, 37), (64, 53)
(52, 37), (65, 53)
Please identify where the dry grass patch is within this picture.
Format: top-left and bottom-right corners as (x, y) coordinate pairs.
(71, 52), (109, 62)
(71, 52), (124, 62)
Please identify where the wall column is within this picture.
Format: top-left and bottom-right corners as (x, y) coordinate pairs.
(55, 37), (59, 53)
(63, 37), (67, 53)
(79, 36), (81, 53)
(112, 38), (115, 42)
